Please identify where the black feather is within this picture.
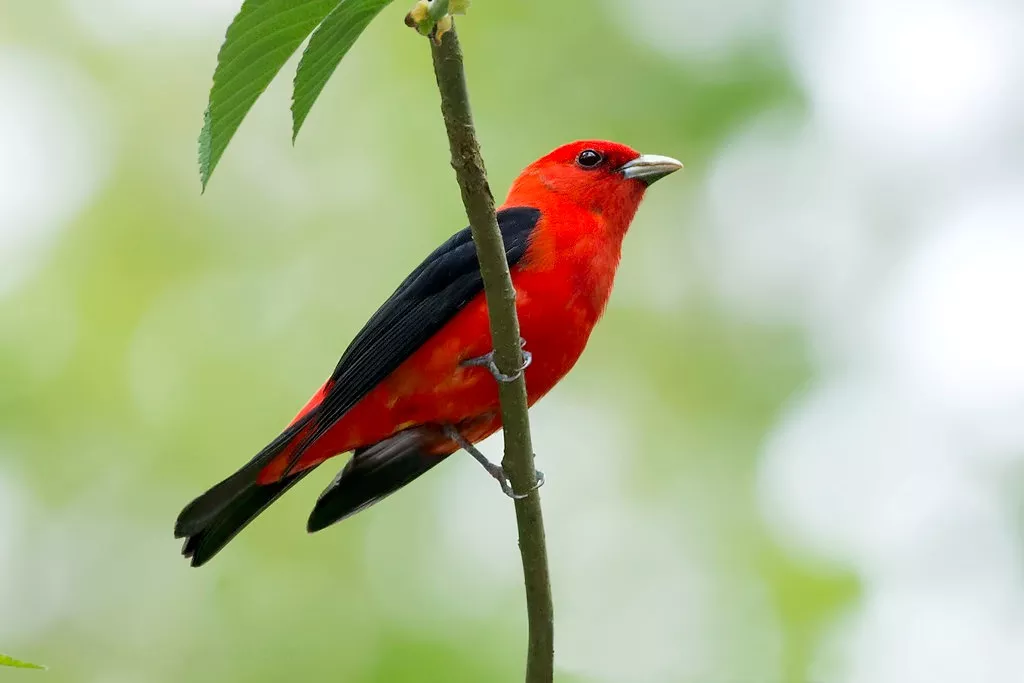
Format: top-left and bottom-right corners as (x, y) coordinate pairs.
(307, 429), (447, 533)
(285, 206), (541, 473)
(180, 469), (314, 567)
(174, 418), (314, 539)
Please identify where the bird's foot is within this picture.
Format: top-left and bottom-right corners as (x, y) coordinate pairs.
(478, 458), (545, 500)
(443, 425), (545, 500)
(461, 337), (532, 383)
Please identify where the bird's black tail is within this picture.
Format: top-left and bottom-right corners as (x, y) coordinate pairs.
(175, 425), (450, 566)
(307, 428), (449, 533)
(174, 422), (317, 567)
(178, 470), (313, 567)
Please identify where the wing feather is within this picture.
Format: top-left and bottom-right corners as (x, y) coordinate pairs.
(284, 206), (540, 473)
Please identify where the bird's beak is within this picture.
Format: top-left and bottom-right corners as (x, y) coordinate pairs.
(619, 154), (684, 185)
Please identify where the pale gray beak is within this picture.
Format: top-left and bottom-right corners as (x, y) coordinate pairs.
(619, 154), (684, 185)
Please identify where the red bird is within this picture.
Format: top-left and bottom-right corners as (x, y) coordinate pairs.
(175, 140), (682, 566)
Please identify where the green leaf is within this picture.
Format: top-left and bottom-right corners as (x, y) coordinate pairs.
(291, 0), (395, 141)
(0, 653), (46, 670)
(198, 0), (343, 189)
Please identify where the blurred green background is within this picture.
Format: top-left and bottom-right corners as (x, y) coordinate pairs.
(3, 1), (1024, 682)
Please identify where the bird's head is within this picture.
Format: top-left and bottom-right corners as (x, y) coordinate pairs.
(505, 140), (682, 231)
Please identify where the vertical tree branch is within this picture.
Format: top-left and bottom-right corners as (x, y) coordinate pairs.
(429, 25), (554, 683)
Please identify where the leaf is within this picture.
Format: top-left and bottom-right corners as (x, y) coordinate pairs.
(0, 653), (46, 670)
(291, 0), (395, 141)
(198, 0), (342, 189)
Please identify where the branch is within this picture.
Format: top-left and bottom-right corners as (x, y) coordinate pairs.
(429, 25), (554, 683)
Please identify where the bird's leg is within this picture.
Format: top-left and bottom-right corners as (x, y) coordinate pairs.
(460, 337), (532, 383)
(442, 424), (544, 500)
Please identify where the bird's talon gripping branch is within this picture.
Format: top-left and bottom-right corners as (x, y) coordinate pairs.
(461, 337), (532, 383)
(499, 468), (545, 500)
(528, 468), (546, 493)
(443, 425), (543, 499)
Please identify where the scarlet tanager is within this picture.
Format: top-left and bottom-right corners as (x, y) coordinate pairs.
(175, 140), (682, 566)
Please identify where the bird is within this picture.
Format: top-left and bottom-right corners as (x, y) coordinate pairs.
(174, 140), (682, 566)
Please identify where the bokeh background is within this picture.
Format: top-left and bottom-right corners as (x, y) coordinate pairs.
(2, 0), (1024, 681)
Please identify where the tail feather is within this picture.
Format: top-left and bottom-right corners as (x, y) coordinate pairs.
(307, 428), (449, 533)
(174, 419), (315, 567)
(175, 423), (450, 566)
(180, 470), (314, 567)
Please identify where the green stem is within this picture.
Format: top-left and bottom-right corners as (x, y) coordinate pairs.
(429, 24), (554, 683)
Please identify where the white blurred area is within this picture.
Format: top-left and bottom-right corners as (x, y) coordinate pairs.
(427, 402), (784, 683)
(687, 0), (1024, 682)
(65, 0), (240, 44)
(0, 51), (109, 296)
(613, 0), (781, 63)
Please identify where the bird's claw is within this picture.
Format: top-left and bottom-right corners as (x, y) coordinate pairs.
(461, 337), (532, 383)
(444, 424), (545, 500)
(488, 463), (545, 500)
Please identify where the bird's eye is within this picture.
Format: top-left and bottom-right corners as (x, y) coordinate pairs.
(576, 149), (604, 169)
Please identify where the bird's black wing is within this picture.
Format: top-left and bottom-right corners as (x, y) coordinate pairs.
(288, 206), (541, 466)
